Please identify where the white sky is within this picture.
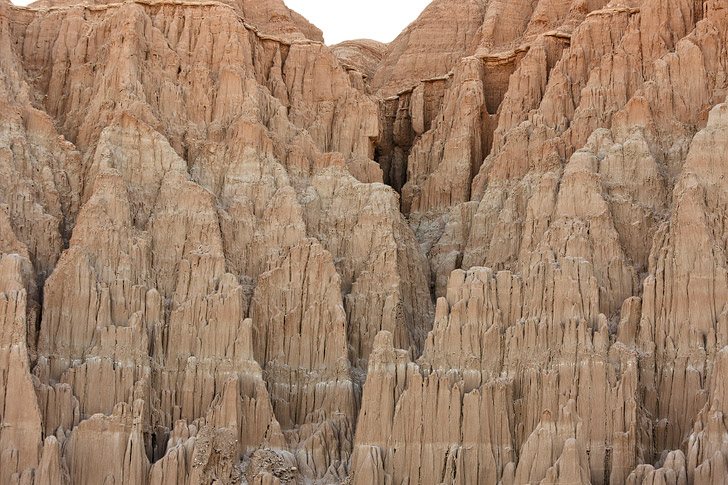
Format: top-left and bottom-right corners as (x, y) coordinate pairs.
(286, 0), (431, 44)
(9, 0), (432, 45)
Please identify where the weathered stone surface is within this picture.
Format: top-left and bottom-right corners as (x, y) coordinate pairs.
(354, 266), (646, 485)
(331, 39), (387, 86)
(1, 0), (728, 482)
(372, 0), (487, 97)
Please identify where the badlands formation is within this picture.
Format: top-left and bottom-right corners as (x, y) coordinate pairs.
(0, 0), (727, 483)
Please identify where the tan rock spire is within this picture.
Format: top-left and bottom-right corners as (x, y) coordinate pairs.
(0, 0), (727, 482)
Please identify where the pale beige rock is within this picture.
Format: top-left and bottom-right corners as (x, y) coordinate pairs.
(514, 401), (587, 485)
(0, 256), (44, 483)
(1, 0), (728, 483)
(539, 438), (592, 485)
(1, 0), (408, 482)
(331, 39), (387, 83)
(372, 0), (487, 97)
(236, 0), (324, 42)
(639, 95), (728, 453)
(303, 163), (434, 367)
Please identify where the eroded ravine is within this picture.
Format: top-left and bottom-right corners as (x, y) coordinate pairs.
(0, 0), (727, 483)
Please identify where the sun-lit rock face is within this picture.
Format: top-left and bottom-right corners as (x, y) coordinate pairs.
(1, 0), (727, 482)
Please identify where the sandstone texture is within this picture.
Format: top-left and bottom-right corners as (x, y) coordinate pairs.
(0, 0), (727, 483)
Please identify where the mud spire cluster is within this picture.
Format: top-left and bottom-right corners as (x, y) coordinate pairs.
(0, 0), (727, 483)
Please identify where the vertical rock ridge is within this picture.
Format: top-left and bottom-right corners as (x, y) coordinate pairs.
(0, 0), (726, 482)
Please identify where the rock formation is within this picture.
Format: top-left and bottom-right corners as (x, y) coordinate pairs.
(0, 0), (727, 483)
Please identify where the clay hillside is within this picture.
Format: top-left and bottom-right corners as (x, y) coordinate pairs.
(0, 0), (727, 483)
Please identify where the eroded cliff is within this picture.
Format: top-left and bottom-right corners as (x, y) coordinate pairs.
(0, 0), (727, 483)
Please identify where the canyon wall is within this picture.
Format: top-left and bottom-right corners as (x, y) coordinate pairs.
(0, 0), (727, 483)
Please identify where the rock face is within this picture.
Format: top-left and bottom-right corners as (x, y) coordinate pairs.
(0, 0), (727, 483)
(331, 39), (387, 86)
